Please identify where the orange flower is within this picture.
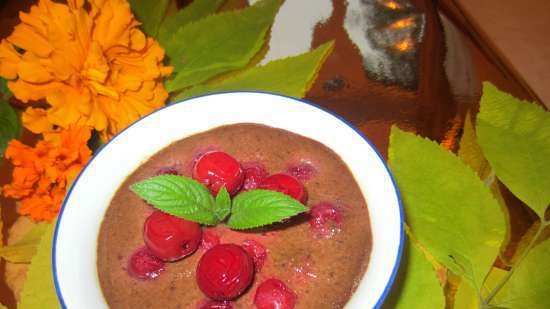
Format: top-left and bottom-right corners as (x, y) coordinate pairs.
(2, 126), (92, 222)
(0, 0), (172, 140)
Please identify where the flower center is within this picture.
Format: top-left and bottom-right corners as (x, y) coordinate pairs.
(81, 42), (119, 99)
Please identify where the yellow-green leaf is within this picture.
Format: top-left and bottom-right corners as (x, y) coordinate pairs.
(18, 222), (61, 309)
(388, 127), (504, 293)
(158, 0), (225, 46)
(165, 0), (281, 92)
(492, 239), (550, 309)
(130, 0), (171, 36)
(5, 216), (37, 301)
(458, 112), (510, 263)
(0, 222), (48, 263)
(481, 267), (508, 300)
(477, 82), (550, 218)
(382, 238), (445, 309)
(453, 279), (480, 309)
(458, 112), (492, 181)
(455, 267), (509, 309)
(174, 41), (334, 101)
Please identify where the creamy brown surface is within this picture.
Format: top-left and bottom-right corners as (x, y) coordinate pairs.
(97, 124), (371, 309)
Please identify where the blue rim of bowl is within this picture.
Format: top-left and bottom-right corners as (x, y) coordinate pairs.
(52, 91), (404, 309)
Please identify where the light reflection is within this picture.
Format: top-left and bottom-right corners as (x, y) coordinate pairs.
(344, 0), (424, 88)
(389, 17), (416, 29)
(394, 37), (413, 52)
(379, 0), (403, 10)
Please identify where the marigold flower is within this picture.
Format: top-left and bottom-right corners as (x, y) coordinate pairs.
(0, 0), (172, 139)
(2, 126), (92, 222)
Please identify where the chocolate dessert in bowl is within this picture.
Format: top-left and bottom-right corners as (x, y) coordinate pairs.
(53, 92), (403, 309)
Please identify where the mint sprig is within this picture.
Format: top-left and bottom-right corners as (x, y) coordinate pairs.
(130, 175), (218, 225)
(214, 187), (231, 221)
(227, 190), (307, 230)
(130, 175), (307, 229)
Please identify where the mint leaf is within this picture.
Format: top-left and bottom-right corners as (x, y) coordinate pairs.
(130, 0), (171, 36)
(164, 0), (281, 92)
(131, 175), (218, 225)
(477, 82), (550, 219)
(227, 190), (307, 230)
(215, 187), (231, 221)
(158, 0), (225, 47)
(18, 221), (61, 309)
(0, 98), (20, 159)
(382, 238), (445, 309)
(174, 41), (334, 101)
(388, 127), (504, 293)
(492, 240), (550, 309)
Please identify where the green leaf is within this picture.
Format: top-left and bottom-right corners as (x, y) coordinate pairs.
(215, 186), (231, 221)
(382, 239), (445, 309)
(18, 222), (61, 309)
(492, 239), (550, 309)
(0, 222), (48, 263)
(131, 175), (218, 225)
(454, 279), (480, 309)
(458, 112), (493, 181)
(129, 0), (171, 36)
(388, 127), (505, 293)
(458, 112), (510, 260)
(174, 41), (334, 101)
(477, 82), (550, 218)
(227, 190), (307, 230)
(158, 0), (225, 47)
(164, 0), (281, 92)
(455, 267), (509, 309)
(481, 267), (509, 300)
(0, 78), (11, 98)
(0, 98), (20, 158)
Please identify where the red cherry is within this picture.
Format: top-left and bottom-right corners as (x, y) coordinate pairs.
(199, 300), (234, 309)
(258, 174), (308, 203)
(201, 229), (221, 251)
(242, 162), (268, 191)
(193, 151), (244, 196)
(197, 244), (255, 301)
(144, 211), (202, 261)
(127, 247), (165, 280)
(309, 202), (343, 239)
(242, 239), (267, 271)
(254, 279), (297, 309)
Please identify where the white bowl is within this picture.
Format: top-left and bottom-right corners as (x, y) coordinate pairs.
(53, 92), (403, 309)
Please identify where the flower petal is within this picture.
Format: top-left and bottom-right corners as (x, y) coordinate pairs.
(8, 24), (53, 58)
(18, 53), (53, 83)
(8, 79), (63, 103)
(22, 107), (55, 134)
(0, 40), (21, 79)
(2, 125), (91, 222)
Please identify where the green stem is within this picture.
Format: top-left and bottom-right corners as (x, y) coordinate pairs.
(483, 219), (548, 305)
